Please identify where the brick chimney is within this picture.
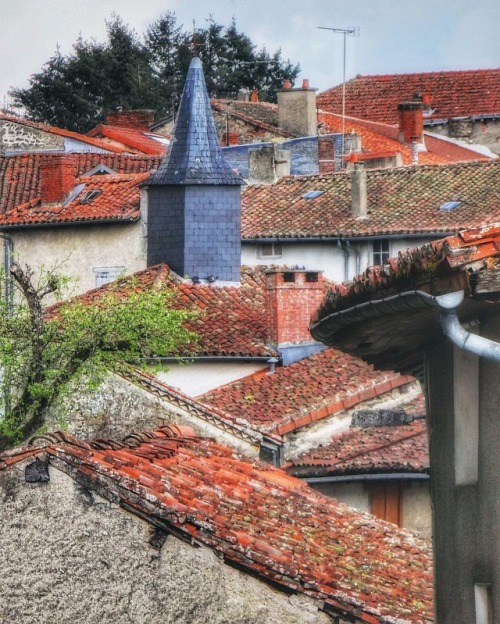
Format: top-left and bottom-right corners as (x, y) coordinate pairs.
(351, 163), (368, 218)
(105, 109), (155, 130)
(266, 268), (325, 364)
(398, 97), (425, 148)
(39, 154), (76, 204)
(278, 79), (318, 137)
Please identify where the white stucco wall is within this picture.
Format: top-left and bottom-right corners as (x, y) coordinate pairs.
(0, 460), (331, 624)
(8, 221), (146, 297)
(155, 361), (268, 397)
(242, 237), (436, 282)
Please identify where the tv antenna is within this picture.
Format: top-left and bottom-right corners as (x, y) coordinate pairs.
(318, 26), (360, 164)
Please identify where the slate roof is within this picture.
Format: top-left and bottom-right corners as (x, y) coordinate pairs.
(241, 159), (500, 240)
(287, 398), (429, 478)
(60, 264), (277, 359)
(309, 223), (500, 370)
(0, 152), (161, 215)
(317, 69), (500, 124)
(148, 58), (243, 186)
(200, 347), (414, 436)
(87, 124), (168, 156)
(318, 111), (490, 165)
(0, 112), (124, 154)
(0, 427), (434, 623)
(0, 171), (148, 226)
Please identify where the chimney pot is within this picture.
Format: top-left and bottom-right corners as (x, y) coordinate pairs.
(250, 89), (259, 102)
(302, 79), (310, 89)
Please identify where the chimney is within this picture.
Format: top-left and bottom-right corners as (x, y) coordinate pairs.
(351, 163), (368, 218)
(250, 89), (259, 102)
(146, 57), (244, 283)
(105, 109), (155, 130)
(266, 268), (325, 364)
(398, 97), (426, 151)
(248, 144), (291, 184)
(278, 79), (318, 137)
(39, 154), (76, 204)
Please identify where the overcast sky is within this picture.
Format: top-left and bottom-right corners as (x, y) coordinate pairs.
(2, 0), (499, 106)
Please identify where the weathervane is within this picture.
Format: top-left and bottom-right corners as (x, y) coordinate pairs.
(318, 26), (360, 162)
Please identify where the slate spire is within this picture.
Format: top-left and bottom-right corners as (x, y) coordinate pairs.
(146, 57), (243, 283)
(148, 57), (243, 186)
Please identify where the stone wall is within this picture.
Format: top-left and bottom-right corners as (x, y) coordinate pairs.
(0, 119), (63, 153)
(0, 462), (332, 624)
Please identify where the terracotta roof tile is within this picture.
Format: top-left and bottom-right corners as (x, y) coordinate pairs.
(0, 171), (149, 226)
(1, 428), (433, 623)
(287, 404), (429, 477)
(87, 124), (168, 156)
(317, 69), (500, 124)
(242, 160), (500, 240)
(318, 111), (489, 165)
(200, 348), (414, 435)
(0, 152), (161, 216)
(56, 264), (277, 359)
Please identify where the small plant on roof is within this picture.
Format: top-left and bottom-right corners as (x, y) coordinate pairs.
(0, 262), (197, 450)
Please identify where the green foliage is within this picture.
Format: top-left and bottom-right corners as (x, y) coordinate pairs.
(0, 264), (196, 450)
(10, 12), (300, 132)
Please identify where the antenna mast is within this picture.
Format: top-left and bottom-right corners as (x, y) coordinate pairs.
(318, 26), (360, 166)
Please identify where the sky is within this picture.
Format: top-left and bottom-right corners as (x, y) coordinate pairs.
(2, 0), (499, 106)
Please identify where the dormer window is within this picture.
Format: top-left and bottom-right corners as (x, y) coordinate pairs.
(79, 189), (102, 205)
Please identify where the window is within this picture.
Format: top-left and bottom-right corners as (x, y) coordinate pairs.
(373, 240), (390, 265)
(259, 243), (282, 259)
(93, 266), (125, 287)
(302, 190), (324, 200)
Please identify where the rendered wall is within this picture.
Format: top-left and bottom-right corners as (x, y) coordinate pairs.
(8, 221), (146, 297)
(0, 463), (331, 624)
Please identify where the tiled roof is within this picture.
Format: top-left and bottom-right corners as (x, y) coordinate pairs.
(200, 348), (414, 436)
(0, 152), (161, 215)
(0, 172), (149, 226)
(87, 124), (168, 156)
(59, 264), (277, 359)
(212, 99), (296, 138)
(287, 399), (429, 477)
(317, 69), (500, 124)
(0, 112), (125, 153)
(309, 224), (500, 370)
(318, 111), (490, 165)
(241, 159), (500, 239)
(149, 58), (243, 186)
(0, 428), (434, 623)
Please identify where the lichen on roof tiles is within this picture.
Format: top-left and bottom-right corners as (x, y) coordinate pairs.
(0, 427), (434, 623)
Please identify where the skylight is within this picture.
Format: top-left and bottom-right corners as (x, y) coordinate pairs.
(303, 190), (324, 200)
(439, 201), (462, 211)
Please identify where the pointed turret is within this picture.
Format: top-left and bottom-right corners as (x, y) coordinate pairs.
(148, 57), (242, 186)
(146, 57), (243, 283)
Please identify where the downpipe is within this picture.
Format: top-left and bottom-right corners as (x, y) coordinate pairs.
(435, 291), (500, 362)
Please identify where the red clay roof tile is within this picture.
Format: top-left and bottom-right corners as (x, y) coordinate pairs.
(1, 428), (433, 623)
(317, 69), (500, 125)
(199, 347), (414, 435)
(242, 160), (500, 240)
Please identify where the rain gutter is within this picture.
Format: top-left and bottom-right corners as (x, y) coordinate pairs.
(305, 472), (429, 484)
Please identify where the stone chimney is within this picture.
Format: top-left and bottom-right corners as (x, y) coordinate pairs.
(266, 268), (325, 364)
(278, 79), (318, 137)
(248, 144), (291, 184)
(105, 109), (155, 130)
(398, 96), (426, 151)
(146, 57), (244, 283)
(351, 163), (368, 218)
(39, 154), (76, 204)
